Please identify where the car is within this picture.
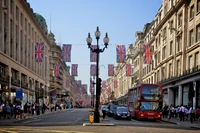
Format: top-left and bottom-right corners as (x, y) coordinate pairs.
(107, 103), (124, 117)
(101, 105), (108, 114)
(113, 107), (131, 120)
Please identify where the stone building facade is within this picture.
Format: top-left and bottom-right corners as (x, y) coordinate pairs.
(103, 0), (200, 109)
(0, 0), (50, 106)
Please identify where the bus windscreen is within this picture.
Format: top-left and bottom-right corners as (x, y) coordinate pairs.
(141, 85), (162, 100)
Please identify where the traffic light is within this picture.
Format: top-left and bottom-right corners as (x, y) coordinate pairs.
(98, 78), (102, 95)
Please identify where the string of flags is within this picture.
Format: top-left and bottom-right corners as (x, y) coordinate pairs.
(35, 42), (152, 92)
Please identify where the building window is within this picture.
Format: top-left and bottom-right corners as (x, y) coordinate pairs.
(188, 56), (193, 71)
(196, 24), (200, 42)
(189, 29), (194, 47)
(169, 63), (172, 78)
(170, 41), (173, 55)
(195, 52), (199, 67)
(10, 0), (14, 14)
(158, 52), (160, 64)
(177, 36), (182, 52)
(157, 70), (160, 82)
(197, 0), (200, 13)
(190, 5), (194, 19)
(177, 60), (180, 76)
(162, 46), (166, 60)
(178, 13), (182, 26)
(16, 6), (19, 21)
(161, 66), (165, 80)
(163, 27), (167, 38)
(170, 20), (174, 34)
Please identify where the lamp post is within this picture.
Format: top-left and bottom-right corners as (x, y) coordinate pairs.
(86, 26), (109, 123)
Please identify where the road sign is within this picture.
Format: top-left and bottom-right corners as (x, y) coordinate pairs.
(89, 110), (94, 123)
(16, 88), (23, 100)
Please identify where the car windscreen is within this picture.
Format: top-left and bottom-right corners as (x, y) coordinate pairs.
(117, 108), (128, 112)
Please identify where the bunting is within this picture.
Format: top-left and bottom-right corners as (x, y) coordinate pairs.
(144, 44), (152, 64)
(126, 64), (132, 76)
(54, 63), (60, 77)
(77, 80), (82, 87)
(66, 80), (70, 88)
(108, 64), (114, 76)
(90, 64), (96, 76)
(35, 42), (44, 62)
(116, 45), (126, 63)
(114, 80), (118, 88)
(62, 44), (72, 62)
(90, 45), (97, 62)
(71, 64), (78, 76)
(102, 80), (106, 89)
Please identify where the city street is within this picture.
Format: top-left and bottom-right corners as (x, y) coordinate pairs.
(0, 108), (199, 133)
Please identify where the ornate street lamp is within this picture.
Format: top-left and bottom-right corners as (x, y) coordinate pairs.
(86, 26), (109, 123)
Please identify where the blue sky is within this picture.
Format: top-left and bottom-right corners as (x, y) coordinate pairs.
(28, 0), (162, 92)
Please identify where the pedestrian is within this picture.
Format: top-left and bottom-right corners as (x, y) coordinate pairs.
(31, 104), (35, 115)
(179, 104), (186, 121)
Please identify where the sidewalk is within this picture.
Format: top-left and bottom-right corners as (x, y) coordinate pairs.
(83, 119), (115, 126)
(161, 117), (200, 129)
(0, 108), (69, 124)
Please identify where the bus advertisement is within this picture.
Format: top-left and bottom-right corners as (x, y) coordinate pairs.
(127, 84), (163, 120)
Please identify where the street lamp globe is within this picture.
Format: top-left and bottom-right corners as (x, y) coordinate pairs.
(86, 33), (92, 47)
(95, 27), (101, 39)
(103, 32), (109, 48)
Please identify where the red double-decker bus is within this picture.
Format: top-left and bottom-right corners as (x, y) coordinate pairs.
(127, 84), (163, 120)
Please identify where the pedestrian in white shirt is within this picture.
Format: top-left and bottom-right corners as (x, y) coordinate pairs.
(179, 104), (186, 121)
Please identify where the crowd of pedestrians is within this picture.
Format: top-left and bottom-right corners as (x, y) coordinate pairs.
(0, 101), (50, 120)
(162, 103), (200, 122)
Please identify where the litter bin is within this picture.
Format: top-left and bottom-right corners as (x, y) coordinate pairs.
(88, 110), (94, 123)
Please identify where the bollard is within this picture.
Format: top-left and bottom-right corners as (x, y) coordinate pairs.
(89, 110), (94, 124)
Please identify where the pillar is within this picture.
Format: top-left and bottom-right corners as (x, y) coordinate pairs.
(178, 85), (182, 105)
(168, 88), (174, 105)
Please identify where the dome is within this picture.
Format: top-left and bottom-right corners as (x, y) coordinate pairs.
(35, 13), (47, 25)
(34, 13), (48, 35)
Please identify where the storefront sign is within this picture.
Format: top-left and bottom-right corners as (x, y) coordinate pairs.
(16, 88), (23, 100)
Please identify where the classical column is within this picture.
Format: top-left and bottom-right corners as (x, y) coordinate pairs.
(168, 88), (174, 105)
(178, 85), (182, 105)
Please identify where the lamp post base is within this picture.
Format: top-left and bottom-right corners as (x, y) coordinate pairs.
(94, 110), (100, 123)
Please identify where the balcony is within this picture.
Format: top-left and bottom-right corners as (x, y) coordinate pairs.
(0, 73), (9, 83)
(21, 81), (28, 89)
(11, 77), (20, 87)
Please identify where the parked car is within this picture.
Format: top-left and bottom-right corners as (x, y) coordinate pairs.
(113, 107), (131, 120)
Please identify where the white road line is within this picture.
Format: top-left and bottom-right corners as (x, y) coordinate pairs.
(72, 117), (82, 125)
(23, 118), (42, 124)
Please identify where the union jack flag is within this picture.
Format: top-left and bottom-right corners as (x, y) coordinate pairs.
(66, 80), (70, 88)
(54, 63), (60, 77)
(108, 64), (114, 76)
(35, 42), (44, 62)
(144, 44), (152, 64)
(126, 64), (132, 76)
(114, 80), (118, 88)
(102, 80), (106, 89)
(90, 64), (96, 76)
(77, 80), (82, 87)
(90, 45), (97, 62)
(116, 45), (126, 63)
(62, 44), (72, 62)
(71, 64), (78, 76)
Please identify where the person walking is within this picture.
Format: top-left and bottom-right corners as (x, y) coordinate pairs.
(179, 104), (186, 121)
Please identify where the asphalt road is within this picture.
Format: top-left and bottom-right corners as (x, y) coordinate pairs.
(0, 108), (199, 133)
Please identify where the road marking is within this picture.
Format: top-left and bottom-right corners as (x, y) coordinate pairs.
(0, 128), (18, 133)
(72, 117), (82, 125)
(23, 118), (42, 124)
(71, 109), (77, 112)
